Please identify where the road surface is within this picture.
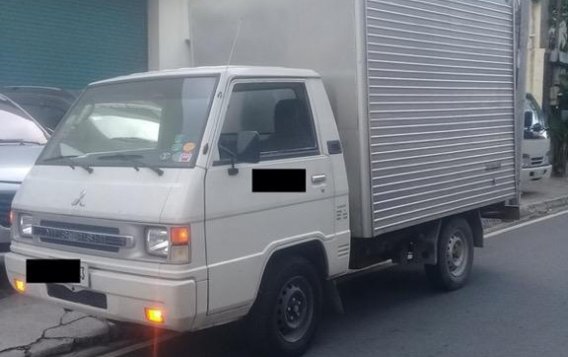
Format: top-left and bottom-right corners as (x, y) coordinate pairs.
(106, 212), (568, 357)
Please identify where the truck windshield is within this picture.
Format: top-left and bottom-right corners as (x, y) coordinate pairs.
(0, 96), (48, 145)
(38, 76), (218, 168)
(524, 95), (548, 140)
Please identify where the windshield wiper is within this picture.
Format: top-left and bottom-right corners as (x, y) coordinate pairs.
(41, 155), (94, 174)
(97, 154), (164, 176)
(0, 139), (43, 145)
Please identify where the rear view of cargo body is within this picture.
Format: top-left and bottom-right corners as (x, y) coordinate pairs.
(188, 0), (519, 238)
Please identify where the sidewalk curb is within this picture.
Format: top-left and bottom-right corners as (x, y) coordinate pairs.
(520, 195), (568, 218)
(484, 193), (568, 234)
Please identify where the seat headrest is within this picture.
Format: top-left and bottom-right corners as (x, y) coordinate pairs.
(275, 99), (302, 119)
(274, 99), (304, 133)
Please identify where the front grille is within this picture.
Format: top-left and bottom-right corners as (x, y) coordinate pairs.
(531, 157), (544, 166)
(41, 220), (119, 234)
(0, 192), (15, 228)
(35, 221), (130, 253)
(47, 284), (107, 309)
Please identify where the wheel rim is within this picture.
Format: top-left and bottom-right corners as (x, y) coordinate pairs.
(275, 276), (314, 343)
(445, 230), (469, 278)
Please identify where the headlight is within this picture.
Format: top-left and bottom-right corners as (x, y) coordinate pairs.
(145, 226), (191, 263)
(19, 215), (33, 238)
(146, 228), (169, 257)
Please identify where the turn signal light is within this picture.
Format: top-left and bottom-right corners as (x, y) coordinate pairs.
(8, 210), (15, 226)
(14, 279), (26, 293)
(170, 227), (190, 246)
(145, 308), (164, 324)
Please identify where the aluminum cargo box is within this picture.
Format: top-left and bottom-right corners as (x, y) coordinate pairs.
(188, 0), (518, 238)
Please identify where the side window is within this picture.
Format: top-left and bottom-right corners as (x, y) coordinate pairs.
(219, 82), (318, 161)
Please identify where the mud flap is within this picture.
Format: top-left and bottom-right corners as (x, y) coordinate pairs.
(325, 280), (344, 315)
(422, 220), (442, 266)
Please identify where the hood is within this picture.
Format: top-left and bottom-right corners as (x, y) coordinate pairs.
(0, 145), (44, 183)
(12, 165), (204, 224)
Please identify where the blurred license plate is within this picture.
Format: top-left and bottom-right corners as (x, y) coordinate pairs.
(75, 263), (90, 288)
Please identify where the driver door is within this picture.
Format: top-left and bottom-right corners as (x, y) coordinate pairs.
(204, 79), (335, 314)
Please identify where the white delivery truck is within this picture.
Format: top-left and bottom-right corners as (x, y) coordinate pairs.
(6, 0), (523, 356)
(521, 93), (551, 189)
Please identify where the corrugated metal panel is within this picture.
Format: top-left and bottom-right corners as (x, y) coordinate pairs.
(365, 0), (516, 234)
(0, 0), (148, 90)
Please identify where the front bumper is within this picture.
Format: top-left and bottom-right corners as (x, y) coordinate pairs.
(5, 251), (201, 332)
(521, 165), (552, 188)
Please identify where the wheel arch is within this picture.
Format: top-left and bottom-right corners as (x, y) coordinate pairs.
(264, 240), (329, 280)
(249, 239), (329, 310)
(439, 210), (483, 248)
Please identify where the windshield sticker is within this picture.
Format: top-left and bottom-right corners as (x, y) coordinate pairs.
(171, 143), (183, 152)
(174, 134), (188, 144)
(179, 152), (193, 162)
(183, 142), (196, 153)
(160, 152), (172, 161)
(172, 152), (192, 163)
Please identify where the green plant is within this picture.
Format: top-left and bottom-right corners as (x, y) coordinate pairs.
(547, 111), (568, 176)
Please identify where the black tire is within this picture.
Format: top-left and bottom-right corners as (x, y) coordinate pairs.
(246, 256), (323, 357)
(425, 217), (474, 291)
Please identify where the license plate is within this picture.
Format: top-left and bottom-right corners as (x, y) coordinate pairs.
(27, 259), (83, 284)
(76, 263), (90, 288)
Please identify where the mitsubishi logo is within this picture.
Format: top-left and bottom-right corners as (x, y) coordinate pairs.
(71, 190), (87, 207)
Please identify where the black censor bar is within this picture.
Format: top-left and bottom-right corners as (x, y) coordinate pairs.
(26, 259), (81, 283)
(252, 169), (307, 193)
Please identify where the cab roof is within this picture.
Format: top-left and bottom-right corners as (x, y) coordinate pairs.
(91, 66), (321, 86)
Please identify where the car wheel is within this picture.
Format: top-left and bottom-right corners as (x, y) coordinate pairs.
(425, 217), (474, 291)
(247, 256), (323, 357)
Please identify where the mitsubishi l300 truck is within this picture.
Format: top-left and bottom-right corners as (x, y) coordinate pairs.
(5, 0), (522, 356)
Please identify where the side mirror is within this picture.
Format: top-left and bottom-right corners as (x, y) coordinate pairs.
(532, 123), (544, 132)
(524, 111), (533, 128)
(236, 131), (260, 164)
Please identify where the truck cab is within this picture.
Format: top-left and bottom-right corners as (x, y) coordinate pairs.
(521, 94), (551, 189)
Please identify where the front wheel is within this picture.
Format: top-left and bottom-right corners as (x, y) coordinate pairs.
(425, 217), (474, 291)
(246, 256), (323, 357)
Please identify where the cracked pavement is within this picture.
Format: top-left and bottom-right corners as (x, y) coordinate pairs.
(0, 293), (116, 357)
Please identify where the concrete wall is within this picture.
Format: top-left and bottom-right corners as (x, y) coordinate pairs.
(526, 0), (548, 106)
(148, 0), (193, 70)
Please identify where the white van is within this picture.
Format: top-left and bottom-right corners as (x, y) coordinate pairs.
(6, 1), (522, 356)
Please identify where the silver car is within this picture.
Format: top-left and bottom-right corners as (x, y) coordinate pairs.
(0, 94), (48, 253)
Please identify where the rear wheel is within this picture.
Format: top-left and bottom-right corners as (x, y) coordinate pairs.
(425, 217), (474, 291)
(247, 256), (322, 357)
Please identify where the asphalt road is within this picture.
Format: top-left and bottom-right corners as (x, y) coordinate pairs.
(110, 212), (568, 357)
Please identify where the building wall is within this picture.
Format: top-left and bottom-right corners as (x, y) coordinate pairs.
(526, 0), (547, 106)
(148, 0), (193, 70)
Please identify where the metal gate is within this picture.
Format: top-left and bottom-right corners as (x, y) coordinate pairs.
(0, 0), (148, 90)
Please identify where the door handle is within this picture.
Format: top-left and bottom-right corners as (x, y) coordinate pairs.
(311, 174), (327, 184)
